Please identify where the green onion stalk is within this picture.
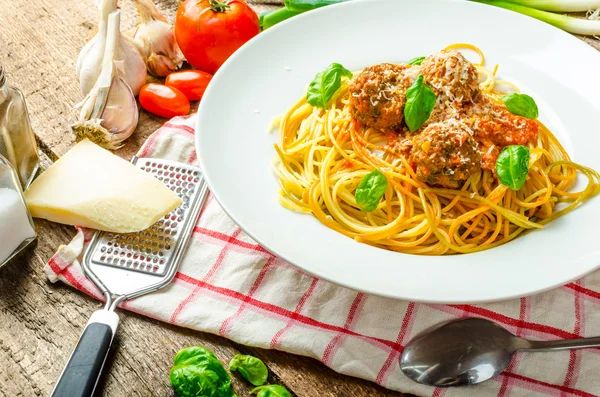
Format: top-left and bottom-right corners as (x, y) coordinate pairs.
(486, 0), (600, 12)
(473, 1), (600, 35)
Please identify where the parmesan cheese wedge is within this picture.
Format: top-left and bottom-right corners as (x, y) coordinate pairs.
(24, 139), (181, 233)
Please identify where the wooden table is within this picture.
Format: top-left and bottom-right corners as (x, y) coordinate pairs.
(1, 0), (599, 395)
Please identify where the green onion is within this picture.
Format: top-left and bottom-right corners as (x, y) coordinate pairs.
(260, 8), (303, 30)
(473, 1), (600, 35)
(284, 0), (348, 12)
(487, 0), (600, 12)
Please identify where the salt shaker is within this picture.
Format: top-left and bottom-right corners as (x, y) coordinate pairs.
(0, 65), (40, 189)
(0, 154), (36, 267)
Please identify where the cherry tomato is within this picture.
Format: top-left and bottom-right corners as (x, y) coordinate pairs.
(139, 83), (190, 119)
(175, 0), (260, 74)
(165, 70), (213, 101)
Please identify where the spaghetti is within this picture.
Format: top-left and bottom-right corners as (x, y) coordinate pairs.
(272, 45), (600, 255)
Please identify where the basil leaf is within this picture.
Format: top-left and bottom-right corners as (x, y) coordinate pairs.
(355, 169), (388, 212)
(502, 93), (539, 119)
(496, 145), (530, 191)
(229, 354), (268, 386)
(170, 346), (236, 397)
(404, 75), (436, 132)
(250, 385), (292, 397)
(408, 56), (425, 66)
(306, 63), (352, 109)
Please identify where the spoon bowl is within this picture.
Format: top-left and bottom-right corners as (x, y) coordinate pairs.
(400, 318), (600, 387)
(400, 318), (527, 386)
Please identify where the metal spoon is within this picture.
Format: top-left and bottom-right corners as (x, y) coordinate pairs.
(399, 318), (600, 387)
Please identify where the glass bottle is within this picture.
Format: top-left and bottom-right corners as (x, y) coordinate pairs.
(0, 154), (36, 267)
(0, 66), (40, 189)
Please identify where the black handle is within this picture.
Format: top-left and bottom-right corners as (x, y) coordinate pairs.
(51, 322), (113, 397)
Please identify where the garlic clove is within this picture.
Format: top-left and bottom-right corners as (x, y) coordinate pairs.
(133, 0), (185, 77)
(73, 77), (139, 150)
(147, 53), (178, 77)
(72, 10), (139, 150)
(76, 0), (116, 95)
(76, 0), (147, 96)
(117, 34), (148, 96)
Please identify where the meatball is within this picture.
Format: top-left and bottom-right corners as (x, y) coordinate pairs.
(420, 50), (480, 106)
(349, 63), (413, 132)
(410, 120), (481, 188)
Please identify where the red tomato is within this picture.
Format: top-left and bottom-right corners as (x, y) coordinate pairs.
(139, 83), (190, 119)
(175, 0), (260, 74)
(165, 70), (213, 101)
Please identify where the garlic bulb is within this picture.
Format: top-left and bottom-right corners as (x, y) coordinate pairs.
(76, 0), (147, 96)
(72, 10), (139, 150)
(133, 0), (184, 77)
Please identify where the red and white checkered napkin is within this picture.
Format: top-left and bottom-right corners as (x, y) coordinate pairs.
(46, 115), (600, 397)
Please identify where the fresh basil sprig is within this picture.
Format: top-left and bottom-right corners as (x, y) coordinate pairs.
(355, 169), (388, 212)
(229, 354), (268, 386)
(250, 384), (292, 397)
(408, 56), (426, 66)
(496, 145), (531, 191)
(502, 93), (539, 119)
(306, 63), (352, 109)
(404, 75), (437, 132)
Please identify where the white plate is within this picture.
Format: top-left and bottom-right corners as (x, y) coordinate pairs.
(196, 0), (600, 303)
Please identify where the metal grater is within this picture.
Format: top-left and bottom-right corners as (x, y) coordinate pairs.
(51, 156), (209, 397)
(86, 157), (204, 278)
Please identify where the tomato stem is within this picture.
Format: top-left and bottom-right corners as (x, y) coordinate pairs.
(209, 0), (230, 12)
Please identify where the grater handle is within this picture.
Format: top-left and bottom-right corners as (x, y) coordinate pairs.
(50, 310), (120, 397)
